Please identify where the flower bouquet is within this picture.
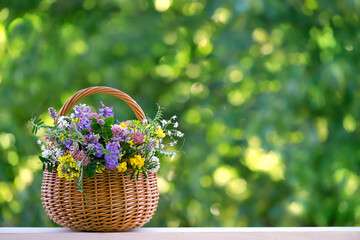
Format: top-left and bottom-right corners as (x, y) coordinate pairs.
(30, 87), (183, 232)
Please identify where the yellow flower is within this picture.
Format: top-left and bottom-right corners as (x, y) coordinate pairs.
(120, 122), (128, 128)
(127, 139), (134, 148)
(129, 154), (145, 169)
(96, 164), (105, 173)
(60, 134), (66, 142)
(117, 162), (127, 172)
(57, 154), (80, 181)
(156, 128), (165, 138)
(72, 118), (79, 123)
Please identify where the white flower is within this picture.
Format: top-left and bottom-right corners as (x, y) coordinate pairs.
(167, 131), (172, 136)
(37, 140), (42, 145)
(148, 156), (160, 173)
(174, 122), (178, 128)
(54, 148), (62, 158)
(171, 115), (177, 119)
(169, 140), (178, 147)
(161, 119), (168, 127)
(177, 131), (184, 137)
(58, 116), (70, 128)
(42, 150), (52, 159)
(171, 153), (176, 160)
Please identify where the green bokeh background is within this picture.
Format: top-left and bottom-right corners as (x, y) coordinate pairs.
(0, 0), (360, 227)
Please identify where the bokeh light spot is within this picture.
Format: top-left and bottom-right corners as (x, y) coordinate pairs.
(0, 133), (15, 150)
(316, 118), (328, 142)
(70, 39), (88, 55)
(225, 178), (247, 201)
(244, 137), (284, 181)
(228, 90), (245, 106)
(343, 114), (356, 132)
(213, 166), (238, 186)
(252, 28), (268, 43)
(229, 69), (243, 83)
(158, 177), (171, 193)
(7, 151), (19, 166)
(0, 182), (13, 203)
(154, 0), (172, 12)
(185, 64), (201, 79)
(0, 8), (9, 21)
(212, 8), (231, 24)
(182, 2), (204, 16)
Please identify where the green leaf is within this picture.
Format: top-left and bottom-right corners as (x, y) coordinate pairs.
(85, 165), (96, 178)
(91, 123), (101, 132)
(130, 171), (135, 179)
(100, 144), (111, 155)
(39, 156), (49, 163)
(82, 129), (90, 135)
(142, 170), (148, 178)
(48, 164), (53, 173)
(105, 116), (114, 125)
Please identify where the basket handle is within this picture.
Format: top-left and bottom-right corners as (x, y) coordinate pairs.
(57, 86), (146, 121)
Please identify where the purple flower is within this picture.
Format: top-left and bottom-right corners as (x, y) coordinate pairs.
(74, 104), (91, 117)
(65, 140), (73, 149)
(104, 141), (121, 169)
(106, 141), (120, 154)
(104, 154), (119, 169)
(73, 104), (91, 130)
(99, 101), (114, 118)
(147, 142), (154, 151)
(48, 107), (57, 120)
(92, 141), (103, 158)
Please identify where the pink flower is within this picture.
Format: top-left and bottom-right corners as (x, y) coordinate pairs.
(73, 150), (89, 166)
(132, 131), (145, 144)
(88, 113), (100, 120)
(111, 125), (125, 136)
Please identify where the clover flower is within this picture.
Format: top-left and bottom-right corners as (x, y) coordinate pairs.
(132, 131), (145, 144)
(33, 101), (184, 191)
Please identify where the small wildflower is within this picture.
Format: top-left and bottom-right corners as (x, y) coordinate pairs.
(32, 101), (183, 193)
(177, 131), (184, 137)
(48, 107), (57, 120)
(155, 128), (165, 138)
(97, 118), (105, 125)
(116, 161), (127, 172)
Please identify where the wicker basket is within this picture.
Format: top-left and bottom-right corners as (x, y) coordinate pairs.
(41, 86), (159, 232)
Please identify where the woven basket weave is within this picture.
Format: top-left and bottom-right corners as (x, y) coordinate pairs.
(41, 86), (159, 232)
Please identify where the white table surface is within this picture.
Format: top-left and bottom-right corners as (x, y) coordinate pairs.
(1, 227), (360, 240)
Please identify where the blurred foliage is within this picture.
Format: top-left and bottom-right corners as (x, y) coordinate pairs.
(0, 0), (360, 227)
